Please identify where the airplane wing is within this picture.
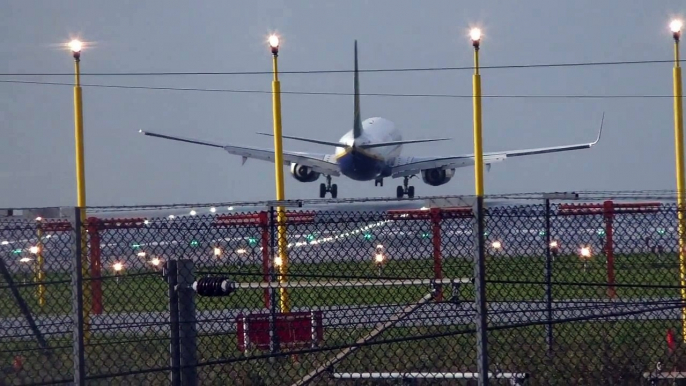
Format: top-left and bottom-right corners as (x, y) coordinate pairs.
(139, 130), (341, 176)
(390, 114), (604, 178)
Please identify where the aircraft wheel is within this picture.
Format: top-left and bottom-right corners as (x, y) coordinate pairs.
(396, 186), (404, 198)
(408, 186), (415, 199)
(319, 183), (326, 198)
(331, 184), (338, 198)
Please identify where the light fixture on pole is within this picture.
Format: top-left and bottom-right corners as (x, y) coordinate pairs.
(469, 26), (489, 386)
(470, 28), (484, 197)
(68, 38), (92, 340)
(70, 38), (86, 209)
(669, 18), (686, 341)
(268, 33), (290, 313)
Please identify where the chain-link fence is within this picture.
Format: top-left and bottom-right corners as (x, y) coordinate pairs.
(1, 192), (686, 385)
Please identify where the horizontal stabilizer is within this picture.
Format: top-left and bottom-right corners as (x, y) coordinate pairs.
(257, 132), (349, 148)
(360, 138), (451, 149)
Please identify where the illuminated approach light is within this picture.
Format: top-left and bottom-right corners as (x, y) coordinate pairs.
(470, 28), (482, 41)
(69, 39), (83, 53)
(269, 35), (279, 48)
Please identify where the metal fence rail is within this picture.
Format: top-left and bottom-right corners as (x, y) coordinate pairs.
(1, 193), (685, 385)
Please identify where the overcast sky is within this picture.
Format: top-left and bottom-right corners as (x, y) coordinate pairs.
(0, 0), (684, 208)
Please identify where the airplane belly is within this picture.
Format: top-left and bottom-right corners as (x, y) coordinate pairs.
(336, 151), (382, 181)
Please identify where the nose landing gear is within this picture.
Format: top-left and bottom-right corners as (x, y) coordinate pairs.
(319, 175), (338, 198)
(396, 176), (415, 198)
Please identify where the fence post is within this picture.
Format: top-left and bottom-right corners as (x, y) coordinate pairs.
(88, 219), (103, 314)
(70, 207), (86, 385)
(177, 259), (198, 386)
(167, 259), (180, 386)
(268, 206), (280, 357)
(35, 222), (45, 308)
(544, 198), (553, 354)
(430, 208), (443, 301)
(603, 200), (617, 299)
(472, 197), (489, 386)
(260, 211), (271, 309)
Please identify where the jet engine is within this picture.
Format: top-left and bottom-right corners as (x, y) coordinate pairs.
(421, 167), (455, 186)
(290, 163), (320, 183)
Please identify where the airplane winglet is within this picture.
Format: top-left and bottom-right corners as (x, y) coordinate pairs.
(591, 112), (605, 146)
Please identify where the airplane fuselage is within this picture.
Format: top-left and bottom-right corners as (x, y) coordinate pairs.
(334, 117), (401, 181)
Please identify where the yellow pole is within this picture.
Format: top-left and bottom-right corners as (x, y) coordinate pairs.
(35, 223), (45, 307)
(672, 27), (686, 340)
(73, 49), (91, 339)
(271, 43), (290, 313)
(470, 29), (491, 383)
(472, 38), (484, 197)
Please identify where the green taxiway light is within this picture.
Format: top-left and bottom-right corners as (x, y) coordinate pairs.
(657, 228), (666, 235)
(132, 243), (141, 249)
(248, 237), (258, 246)
(12, 249), (22, 254)
(363, 233), (373, 240)
(190, 240), (199, 247)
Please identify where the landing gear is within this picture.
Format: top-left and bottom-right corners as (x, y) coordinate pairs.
(396, 176), (415, 198)
(374, 178), (383, 187)
(319, 175), (338, 198)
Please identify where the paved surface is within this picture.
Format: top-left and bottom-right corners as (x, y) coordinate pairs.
(1, 296), (681, 341)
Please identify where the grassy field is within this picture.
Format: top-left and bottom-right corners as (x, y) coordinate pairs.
(1, 319), (683, 385)
(0, 251), (682, 318)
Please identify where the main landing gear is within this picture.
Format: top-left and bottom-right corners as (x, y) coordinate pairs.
(374, 178), (383, 187)
(396, 176), (415, 198)
(319, 175), (338, 198)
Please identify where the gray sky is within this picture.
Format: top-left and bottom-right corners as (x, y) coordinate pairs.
(0, 0), (684, 208)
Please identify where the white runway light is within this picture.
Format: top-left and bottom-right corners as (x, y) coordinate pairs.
(470, 28), (482, 42)
(269, 34), (280, 48)
(69, 39), (83, 53)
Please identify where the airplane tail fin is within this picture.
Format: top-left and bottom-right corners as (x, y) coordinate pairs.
(353, 40), (363, 140)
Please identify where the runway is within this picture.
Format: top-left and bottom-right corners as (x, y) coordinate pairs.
(0, 296), (680, 341)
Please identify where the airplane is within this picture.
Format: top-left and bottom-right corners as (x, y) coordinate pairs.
(140, 41), (604, 199)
